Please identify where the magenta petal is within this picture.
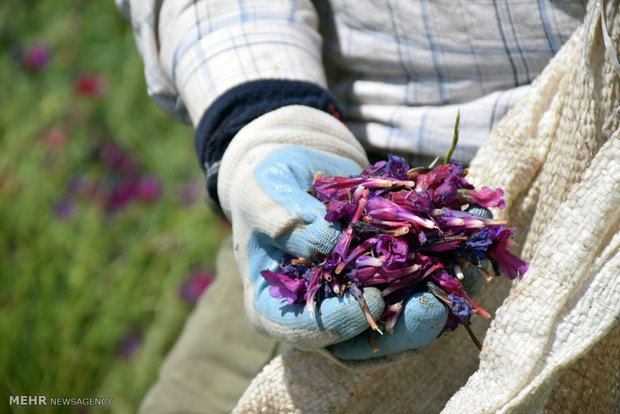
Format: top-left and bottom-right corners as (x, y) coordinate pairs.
(488, 228), (529, 279)
(324, 200), (356, 222)
(261, 269), (307, 304)
(462, 187), (506, 209)
(375, 234), (408, 268)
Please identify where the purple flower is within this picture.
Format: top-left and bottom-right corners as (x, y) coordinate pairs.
(365, 195), (436, 229)
(355, 255), (384, 267)
(449, 293), (472, 324)
(487, 228), (529, 280)
(463, 228), (494, 250)
(180, 269), (215, 304)
(118, 331), (141, 360)
(305, 267), (324, 315)
(53, 198), (75, 219)
(375, 234), (408, 268)
(100, 143), (137, 175)
(360, 155), (410, 180)
(416, 163), (470, 195)
(261, 269), (308, 304)
(460, 187), (506, 209)
(135, 175), (162, 203)
(432, 270), (491, 319)
(23, 44), (50, 72)
(335, 236), (380, 273)
(381, 301), (404, 334)
(324, 200), (356, 222)
(106, 180), (137, 211)
(387, 190), (433, 214)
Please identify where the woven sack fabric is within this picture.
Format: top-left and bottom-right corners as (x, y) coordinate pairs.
(232, 1), (620, 412)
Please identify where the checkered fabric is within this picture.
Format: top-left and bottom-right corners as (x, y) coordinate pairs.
(117, 0), (585, 164)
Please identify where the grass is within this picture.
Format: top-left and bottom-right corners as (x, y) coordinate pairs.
(0, 1), (229, 412)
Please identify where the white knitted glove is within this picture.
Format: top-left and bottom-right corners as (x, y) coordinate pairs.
(218, 105), (386, 350)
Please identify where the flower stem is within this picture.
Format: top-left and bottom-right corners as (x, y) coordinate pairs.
(464, 323), (483, 351)
(444, 109), (460, 165)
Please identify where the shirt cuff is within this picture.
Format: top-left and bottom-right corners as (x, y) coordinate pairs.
(195, 80), (345, 207)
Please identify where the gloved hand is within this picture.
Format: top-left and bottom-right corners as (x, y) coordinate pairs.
(218, 105), (385, 351)
(217, 105), (472, 365)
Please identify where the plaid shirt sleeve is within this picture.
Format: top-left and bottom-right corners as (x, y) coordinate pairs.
(116, 0), (328, 126)
(117, 0), (586, 204)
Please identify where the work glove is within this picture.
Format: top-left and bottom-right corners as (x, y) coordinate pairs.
(217, 105), (466, 366)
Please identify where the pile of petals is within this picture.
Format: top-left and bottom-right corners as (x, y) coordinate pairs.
(261, 155), (529, 338)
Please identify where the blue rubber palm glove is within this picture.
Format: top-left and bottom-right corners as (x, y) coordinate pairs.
(218, 106), (469, 366)
(218, 105), (385, 351)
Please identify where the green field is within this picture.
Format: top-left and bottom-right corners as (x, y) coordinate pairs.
(1, 2), (229, 412)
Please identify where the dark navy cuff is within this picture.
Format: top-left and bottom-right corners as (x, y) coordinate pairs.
(194, 79), (344, 207)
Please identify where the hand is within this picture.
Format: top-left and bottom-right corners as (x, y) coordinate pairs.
(218, 105), (483, 366)
(218, 105), (384, 351)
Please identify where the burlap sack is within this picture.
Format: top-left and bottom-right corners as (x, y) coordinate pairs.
(232, 1), (620, 412)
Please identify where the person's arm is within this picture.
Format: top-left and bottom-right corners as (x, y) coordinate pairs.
(117, 0), (336, 202)
(117, 0), (474, 367)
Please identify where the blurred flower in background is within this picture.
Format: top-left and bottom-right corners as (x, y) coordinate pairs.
(44, 127), (68, 150)
(73, 73), (108, 97)
(180, 269), (215, 304)
(12, 42), (51, 72)
(53, 198), (75, 219)
(118, 331), (142, 361)
(135, 175), (162, 203)
(100, 142), (137, 175)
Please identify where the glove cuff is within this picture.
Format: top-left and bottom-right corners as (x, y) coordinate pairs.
(218, 105), (368, 220)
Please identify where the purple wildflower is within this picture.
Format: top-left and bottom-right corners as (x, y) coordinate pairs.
(260, 269), (308, 304)
(135, 175), (162, 203)
(375, 234), (408, 268)
(53, 198), (75, 219)
(365, 195), (435, 229)
(23, 44), (50, 72)
(449, 293), (472, 324)
(487, 228), (529, 279)
(100, 142), (137, 175)
(463, 228), (494, 250)
(106, 180), (137, 211)
(432, 270), (491, 319)
(118, 331), (141, 360)
(324, 200), (357, 222)
(460, 187), (506, 209)
(180, 269), (214, 304)
(360, 155), (410, 180)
